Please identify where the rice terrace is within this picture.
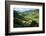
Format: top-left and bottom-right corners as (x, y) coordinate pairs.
(13, 8), (39, 27)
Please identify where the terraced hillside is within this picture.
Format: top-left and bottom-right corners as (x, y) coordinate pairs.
(13, 9), (39, 27)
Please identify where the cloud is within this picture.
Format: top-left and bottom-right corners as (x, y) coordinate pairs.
(14, 8), (34, 12)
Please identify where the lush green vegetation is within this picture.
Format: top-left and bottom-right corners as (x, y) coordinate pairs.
(13, 9), (39, 28)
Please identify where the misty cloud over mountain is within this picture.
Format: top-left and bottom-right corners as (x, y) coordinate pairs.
(14, 8), (36, 12)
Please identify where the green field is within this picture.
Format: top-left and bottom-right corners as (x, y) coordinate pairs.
(13, 9), (39, 27)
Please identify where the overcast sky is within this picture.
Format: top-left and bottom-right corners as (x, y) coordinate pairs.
(14, 8), (35, 12)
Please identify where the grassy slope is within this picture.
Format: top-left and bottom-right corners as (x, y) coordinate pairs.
(14, 9), (39, 27)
